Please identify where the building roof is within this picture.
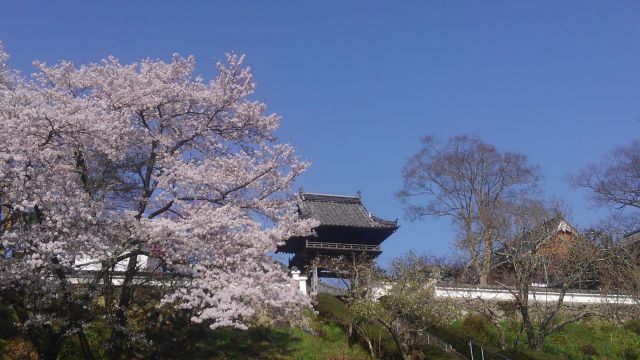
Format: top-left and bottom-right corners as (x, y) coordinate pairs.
(298, 192), (398, 229)
(622, 230), (640, 257)
(623, 229), (640, 243)
(492, 217), (577, 260)
(553, 219), (577, 234)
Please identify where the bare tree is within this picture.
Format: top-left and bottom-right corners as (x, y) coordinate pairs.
(397, 135), (540, 285)
(571, 140), (640, 311)
(493, 201), (606, 350)
(591, 230), (640, 319)
(571, 140), (640, 231)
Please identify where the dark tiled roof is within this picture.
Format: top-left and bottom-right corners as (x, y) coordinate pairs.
(298, 192), (398, 229)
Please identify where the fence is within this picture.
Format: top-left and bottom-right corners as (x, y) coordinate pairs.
(416, 331), (467, 359)
(468, 341), (511, 360)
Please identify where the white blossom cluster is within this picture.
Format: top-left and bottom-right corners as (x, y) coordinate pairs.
(0, 41), (15, 88)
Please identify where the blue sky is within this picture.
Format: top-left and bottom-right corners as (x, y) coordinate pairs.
(2, 1), (640, 265)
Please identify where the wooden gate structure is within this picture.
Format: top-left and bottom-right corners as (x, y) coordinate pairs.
(277, 190), (398, 293)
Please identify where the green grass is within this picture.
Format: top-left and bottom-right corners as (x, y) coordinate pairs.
(176, 324), (371, 360)
(541, 321), (640, 360)
(440, 313), (640, 360)
(289, 323), (371, 360)
(3, 323), (372, 360)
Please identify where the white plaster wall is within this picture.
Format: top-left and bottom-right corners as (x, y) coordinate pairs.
(435, 286), (637, 305)
(74, 254), (149, 272)
(290, 270), (308, 294)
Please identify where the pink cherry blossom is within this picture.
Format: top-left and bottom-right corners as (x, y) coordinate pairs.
(0, 48), (316, 337)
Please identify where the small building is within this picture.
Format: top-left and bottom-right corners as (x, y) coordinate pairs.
(622, 229), (640, 258)
(538, 219), (578, 259)
(278, 191), (398, 293)
(489, 218), (579, 287)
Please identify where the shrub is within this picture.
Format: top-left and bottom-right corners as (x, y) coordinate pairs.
(503, 348), (566, 360)
(579, 343), (598, 356)
(1, 337), (38, 360)
(622, 346), (640, 360)
(461, 314), (494, 345)
(0, 304), (17, 339)
(624, 319), (640, 335)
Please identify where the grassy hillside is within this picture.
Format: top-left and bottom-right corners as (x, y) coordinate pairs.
(177, 323), (373, 360)
(441, 313), (640, 360)
(315, 294), (640, 360)
(541, 321), (640, 359)
(1, 319), (372, 360)
(3, 297), (640, 359)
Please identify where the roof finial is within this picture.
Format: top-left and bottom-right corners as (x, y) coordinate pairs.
(356, 190), (362, 199)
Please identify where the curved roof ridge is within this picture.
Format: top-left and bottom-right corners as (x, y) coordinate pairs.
(301, 192), (359, 199)
(300, 192), (362, 204)
(297, 190), (398, 229)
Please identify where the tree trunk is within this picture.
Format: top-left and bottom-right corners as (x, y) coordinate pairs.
(77, 330), (95, 360)
(11, 300), (63, 360)
(356, 326), (377, 359)
(519, 298), (538, 350)
(108, 254), (138, 360)
(379, 320), (409, 360)
(27, 326), (63, 360)
(497, 327), (507, 350)
(479, 237), (493, 286)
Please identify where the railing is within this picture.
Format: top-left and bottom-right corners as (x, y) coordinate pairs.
(419, 331), (510, 360)
(468, 340), (511, 360)
(305, 240), (380, 252)
(417, 331), (468, 359)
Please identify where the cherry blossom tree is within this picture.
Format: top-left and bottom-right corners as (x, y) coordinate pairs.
(0, 41), (15, 88)
(0, 47), (314, 359)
